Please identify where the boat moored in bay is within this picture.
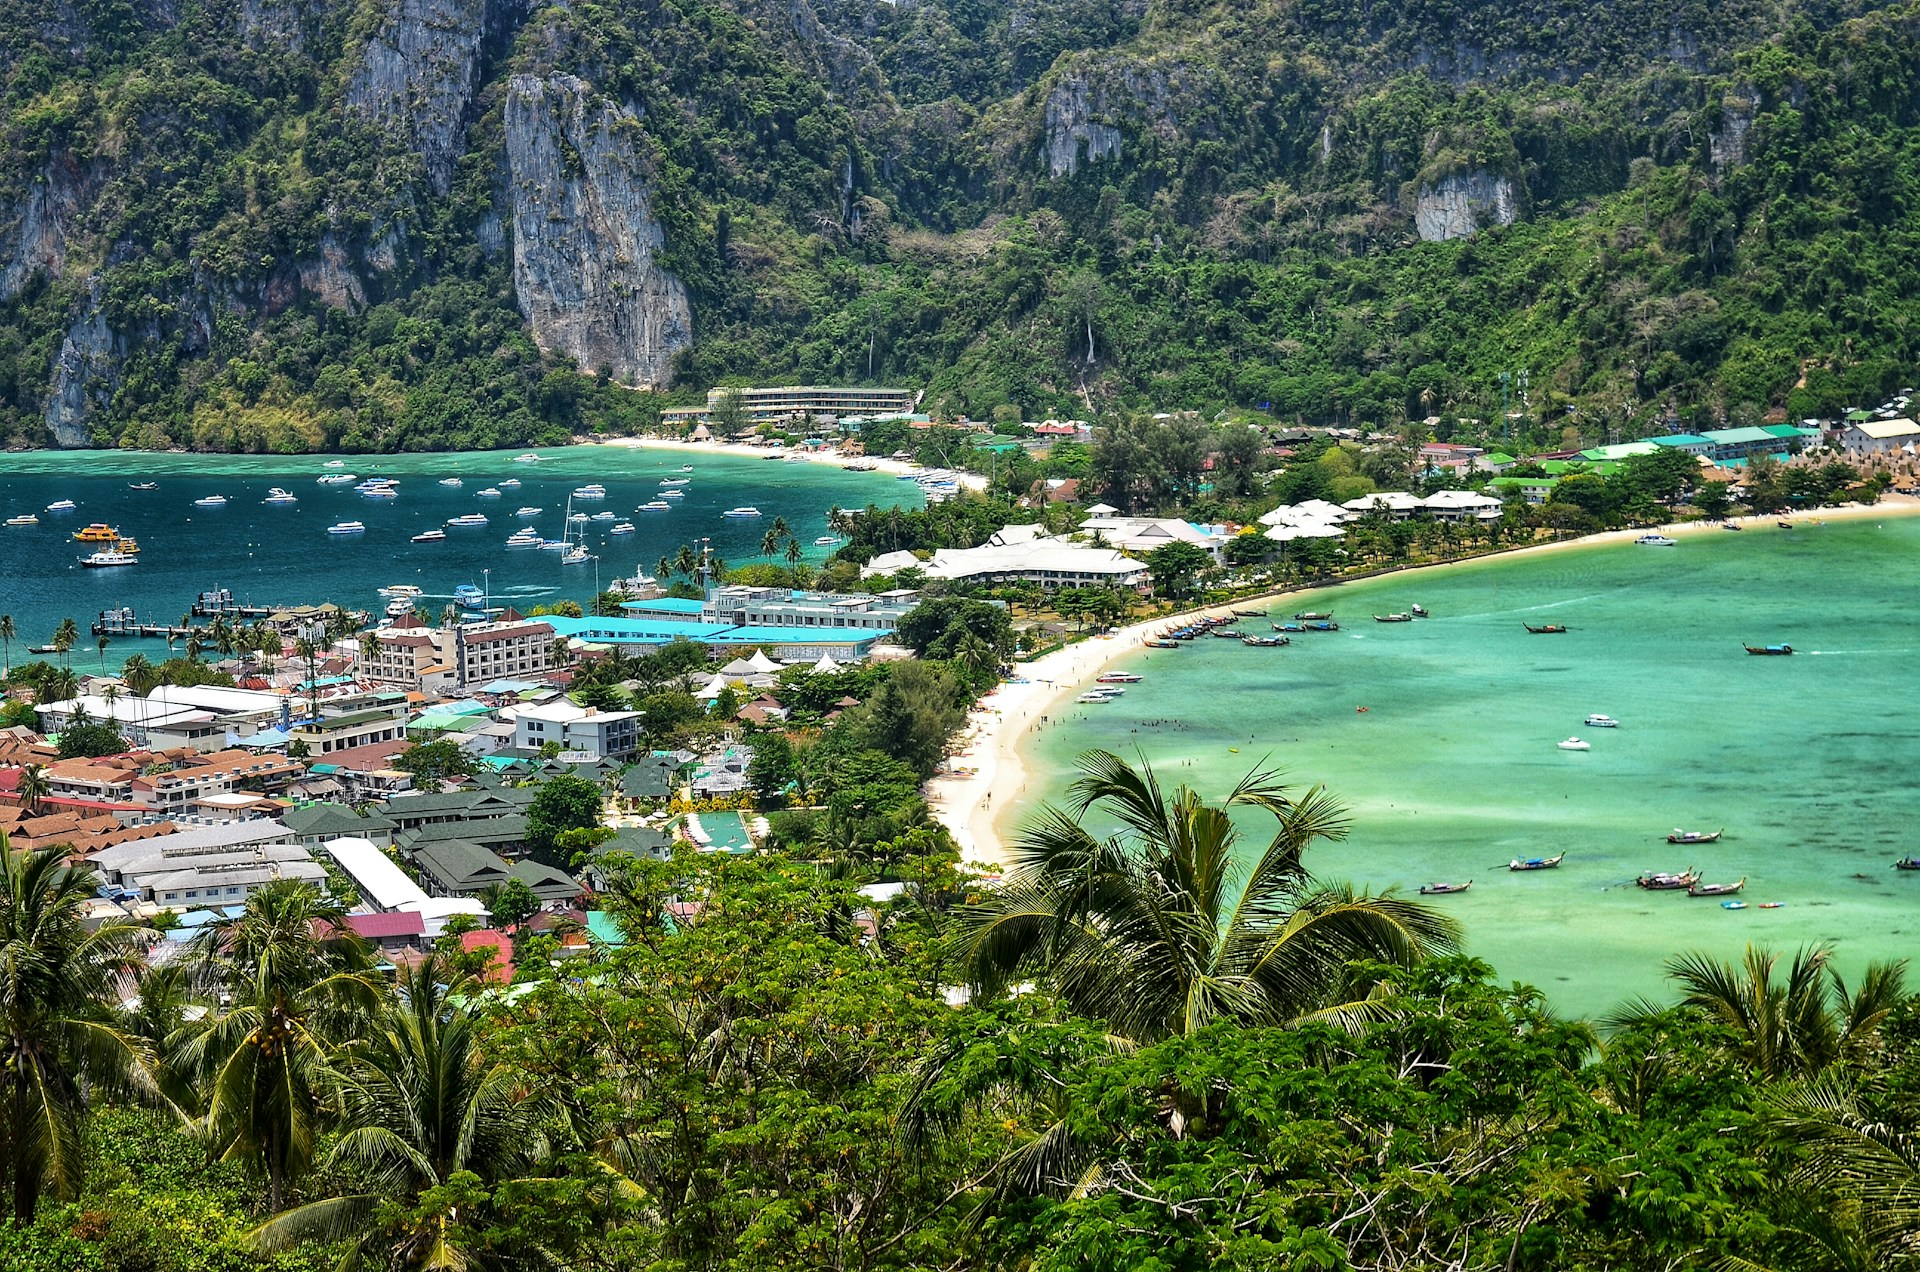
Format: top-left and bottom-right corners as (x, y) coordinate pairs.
(1689, 877), (1747, 897)
(1637, 869), (1701, 891)
(1666, 828), (1723, 844)
(1509, 853), (1566, 871)
(1744, 643), (1794, 656)
(1524, 623), (1569, 634)
(1419, 880), (1472, 895)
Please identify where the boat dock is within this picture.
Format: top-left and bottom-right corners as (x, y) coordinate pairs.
(191, 588), (291, 619)
(89, 608), (202, 640)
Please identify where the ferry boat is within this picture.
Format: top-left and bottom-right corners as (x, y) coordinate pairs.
(378, 585), (423, 598)
(659, 478), (691, 487)
(1635, 534), (1677, 547)
(316, 474), (358, 485)
(412, 529), (448, 543)
(385, 596), (418, 617)
(572, 484), (606, 500)
(128, 481), (158, 491)
(454, 584), (486, 607)
(80, 548), (138, 568)
(639, 500), (672, 511)
(445, 514), (490, 527)
(328, 521), (366, 534)
(609, 522), (636, 534)
(73, 523), (120, 542)
(439, 478), (464, 487)
(263, 488), (298, 505)
(5, 514), (37, 526)
(723, 506), (762, 518)
(193, 495), (228, 507)
(505, 529), (542, 547)
(114, 536), (141, 554)
(476, 487), (502, 498)
(45, 500), (75, 511)
(515, 506), (543, 517)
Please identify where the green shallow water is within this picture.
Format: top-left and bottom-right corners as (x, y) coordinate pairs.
(1009, 519), (1920, 1018)
(0, 447), (914, 656)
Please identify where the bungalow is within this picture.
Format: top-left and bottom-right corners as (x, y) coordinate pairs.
(1840, 417), (1920, 455)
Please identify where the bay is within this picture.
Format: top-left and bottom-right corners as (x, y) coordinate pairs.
(0, 446), (915, 659)
(1011, 517), (1920, 1017)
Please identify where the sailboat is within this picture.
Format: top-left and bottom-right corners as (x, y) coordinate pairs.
(560, 494), (593, 564)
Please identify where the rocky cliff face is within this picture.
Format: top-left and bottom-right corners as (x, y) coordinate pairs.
(1, 151), (94, 302)
(346, 0), (526, 194)
(1413, 170), (1518, 241)
(1039, 71), (1127, 178)
(43, 282), (119, 447)
(504, 73), (692, 389)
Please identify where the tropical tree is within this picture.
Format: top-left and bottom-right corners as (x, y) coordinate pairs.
(250, 957), (553, 1268)
(0, 838), (154, 1223)
(42, 665), (78, 706)
(176, 881), (380, 1210)
(1763, 1073), (1920, 1264)
(0, 613), (13, 676)
(955, 749), (1460, 1041)
(52, 617), (78, 666)
(120, 653), (157, 695)
(1608, 944), (1906, 1080)
(14, 764), (49, 816)
(94, 634), (110, 674)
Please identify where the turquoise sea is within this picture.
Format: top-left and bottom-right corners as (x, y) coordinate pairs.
(0, 447), (914, 657)
(1009, 518), (1920, 1017)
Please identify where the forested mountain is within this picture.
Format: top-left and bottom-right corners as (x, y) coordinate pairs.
(1, 0), (1915, 451)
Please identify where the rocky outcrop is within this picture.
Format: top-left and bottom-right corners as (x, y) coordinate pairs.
(1710, 88), (1762, 170)
(345, 0), (526, 194)
(44, 282), (119, 447)
(238, 0), (310, 52)
(1413, 170), (1517, 241)
(504, 73), (691, 389)
(1039, 73), (1125, 178)
(296, 235), (366, 309)
(1, 151), (94, 301)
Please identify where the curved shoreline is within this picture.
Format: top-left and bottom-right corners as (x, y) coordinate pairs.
(926, 497), (1920, 869)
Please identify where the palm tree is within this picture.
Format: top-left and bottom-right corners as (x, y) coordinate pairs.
(42, 666), (78, 707)
(673, 542), (698, 580)
(357, 632), (382, 671)
(784, 535), (806, 583)
(956, 749), (1460, 1042)
(1606, 944), (1906, 1080)
(0, 838), (155, 1223)
(121, 653), (156, 695)
(95, 634), (110, 675)
(176, 881), (380, 1211)
(15, 764), (49, 816)
(1760, 1073), (1920, 1264)
(184, 634), (205, 663)
(52, 617), (78, 667)
(249, 957), (551, 1268)
(0, 613), (14, 676)
(761, 526), (781, 559)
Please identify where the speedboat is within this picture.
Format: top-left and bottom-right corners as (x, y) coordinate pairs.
(498, 478), (521, 489)
(677, 464), (693, 473)
(323, 460), (345, 468)
(591, 511), (617, 521)
(454, 584), (486, 607)
(263, 488), (297, 505)
(412, 529), (448, 543)
(572, 484), (606, 500)
(562, 547), (592, 564)
(814, 535), (838, 545)
(1096, 672), (1143, 684)
(73, 523), (120, 542)
(1583, 714), (1619, 728)
(45, 499), (76, 512)
(1076, 691), (1119, 704)
(379, 584), (423, 597)
(446, 514), (490, 527)
(193, 495), (228, 507)
(328, 521), (366, 534)
(1666, 828), (1723, 844)
(79, 548), (138, 568)
(513, 453), (541, 463)
(723, 506), (762, 518)
(609, 522), (636, 534)
(476, 487), (502, 498)
(1636, 534), (1677, 546)
(639, 500), (672, 511)
(385, 597), (417, 617)
(316, 473), (357, 485)
(660, 478), (691, 487)
(439, 478), (464, 487)
(128, 481), (158, 491)
(515, 506), (542, 516)
(1409, 604), (1429, 618)
(660, 489), (685, 499)
(1556, 737), (1591, 751)
(5, 514), (37, 526)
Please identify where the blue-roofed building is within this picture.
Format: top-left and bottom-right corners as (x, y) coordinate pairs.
(1650, 433), (1715, 457)
(623, 584), (918, 634)
(543, 614), (890, 662)
(1699, 426), (1805, 461)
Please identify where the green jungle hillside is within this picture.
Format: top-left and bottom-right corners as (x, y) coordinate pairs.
(0, 0), (1916, 450)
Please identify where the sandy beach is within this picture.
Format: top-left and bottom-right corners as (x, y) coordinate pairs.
(591, 435), (990, 491)
(927, 496), (1920, 869)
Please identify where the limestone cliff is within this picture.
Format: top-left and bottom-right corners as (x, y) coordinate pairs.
(504, 73), (692, 389)
(43, 282), (119, 447)
(1412, 170), (1518, 241)
(1, 151), (95, 302)
(346, 0), (526, 194)
(1038, 70), (1128, 178)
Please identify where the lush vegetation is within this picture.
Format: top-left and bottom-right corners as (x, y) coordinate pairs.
(2, 0), (1918, 450)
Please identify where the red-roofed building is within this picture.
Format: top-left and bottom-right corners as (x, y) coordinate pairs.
(457, 928), (515, 984)
(343, 910), (428, 954)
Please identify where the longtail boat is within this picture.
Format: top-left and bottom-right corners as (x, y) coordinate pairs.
(1636, 869), (1700, 891)
(1744, 644), (1794, 656)
(1666, 828), (1723, 844)
(1524, 623), (1569, 634)
(1689, 877), (1747, 897)
(1509, 853), (1566, 872)
(1419, 880), (1472, 895)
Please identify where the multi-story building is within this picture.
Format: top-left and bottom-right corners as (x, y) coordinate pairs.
(661, 385), (916, 428)
(357, 615), (555, 690)
(87, 820), (319, 908)
(127, 749), (307, 815)
(288, 708), (409, 756)
(512, 700), (642, 760)
(622, 585), (920, 633)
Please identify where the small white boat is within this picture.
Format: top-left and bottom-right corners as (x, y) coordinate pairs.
(1636, 534), (1677, 547)
(723, 506), (762, 518)
(475, 487), (502, 498)
(6, 514), (38, 526)
(378, 584), (423, 598)
(413, 529), (448, 543)
(446, 513), (490, 527)
(659, 478), (691, 487)
(44, 500), (75, 511)
(538, 539), (568, 551)
(609, 522), (636, 534)
(568, 512), (590, 524)
(263, 488), (297, 505)
(79, 548), (138, 568)
(498, 478), (521, 489)
(562, 546), (592, 564)
(1076, 691), (1119, 704)
(513, 453), (541, 463)
(194, 495), (228, 507)
(661, 489), (685, 499)
(328, 521), (366, 534)
(323, 460), (345, 468)
(1557, 737), (1591, 751)
(572, 484), (606, 500)
(385, 597), (418, 617)
(814, 535), (838, 545)
(515, 506), (542, 516)
(590, 511), (617, 521)
(439, 478), (464, 487)
(677, 465), (693, 473)
(639, 500), (672, 511)
(1584, 714), (1619, 728)
(316, 473), (357, 485)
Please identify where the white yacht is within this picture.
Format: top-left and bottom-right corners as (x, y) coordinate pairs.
(660, 489), (685, 499)
(328, 521), (366, 534)
(659, 478), (692, 487)
(412, 529), (449, 543)
(723, 506), (762, 518)
(446, 513), (490, 527)
(44, 500), (75, 511)
(263, 488), (298, 505)
(439, 477), (464, 487)
(316, 473), (358, 485)
(1584, 714), (1620, 728)
(609, 522), (636, 534)
(6, 514), (39, 526)
(814, 535), (839, 545)
(590, 511), (617, 521)
(638, 500), (672, 511)
(1556, 737), (1592, 751)
(498, 478), (522, 489)
(193, 495), (228, 507)
(513, 453), (541, 463)
(385, 596), (418, 617)
(572, 484), (607, 500)
(1636, 534), (1677, 547)
(515, 506), (543, 517)
(79, 548), (138, 568)
(476, 487), (502, 498)
(563, 546), (592, 564)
